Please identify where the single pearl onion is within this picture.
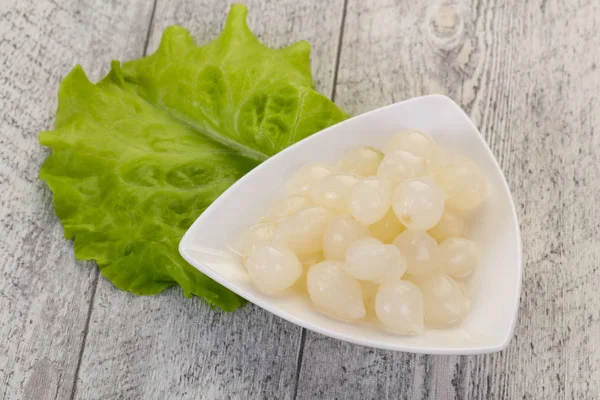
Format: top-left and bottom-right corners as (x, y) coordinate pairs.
(245, 244), (302, 294)
(273, 207), (333, 255)
(322, 215), (370, 261)
(349, 176), (392, 225)
(412, 273), (466, 326)
(346, 237), (406, 283)
(337, 146), (383, 176)
(287, 163), (334, 196)
(428, 207), (468, 242)
(377, 150), (428, 185)
(310, 173), (359, 213)
(375, 281), (424, 335)
(438, 238), (478, 278)
(241, 223), (274, 255)
(392, 178), (445, 231)
(307, 261), (366, 320)
(435, 155), (487, 210)
(368, 209), (405, 243)
(264, 196), (311, 224)
(392, 231), (438, 276)
(385, 129), (443, 172)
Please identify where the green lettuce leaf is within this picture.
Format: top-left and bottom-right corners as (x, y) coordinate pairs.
(39, 4), (348, 311)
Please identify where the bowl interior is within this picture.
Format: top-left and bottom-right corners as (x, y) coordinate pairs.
(179, 94), (522, 354)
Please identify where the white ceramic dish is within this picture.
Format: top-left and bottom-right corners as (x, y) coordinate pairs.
(179, 94), (522, 355)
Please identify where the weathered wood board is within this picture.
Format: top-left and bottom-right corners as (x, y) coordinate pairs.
(0, 0), (599, 399)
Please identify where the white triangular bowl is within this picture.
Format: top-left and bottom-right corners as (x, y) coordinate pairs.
(179, 94), (522, 355)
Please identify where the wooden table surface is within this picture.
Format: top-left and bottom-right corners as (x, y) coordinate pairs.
(1, 0), (599, 398)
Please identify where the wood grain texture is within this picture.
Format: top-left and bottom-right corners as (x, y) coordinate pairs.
(1, 0), (599, 399)
(296, 0), (600, 399)
(0, 0), (155, 399)
(73, 1), (345, 399)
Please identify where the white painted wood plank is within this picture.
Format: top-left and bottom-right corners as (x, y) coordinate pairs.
(0, 0), (155, 399)
(74, 1), (345, 399)
(77, 284), (303, 399)
(296, 0), (600, 399)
